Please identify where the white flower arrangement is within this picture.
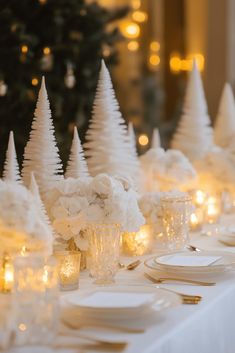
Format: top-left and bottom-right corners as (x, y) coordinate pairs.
(140, 148), (197, 192)
(45, 174), (145, 250)
(0, 180), (53, 254)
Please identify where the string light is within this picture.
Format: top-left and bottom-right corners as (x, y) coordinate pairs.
(0, 80), (8, 96)
(149, 54), (160, 66)
(120, 21), (140, 39)
(31, 78), (39, 86)
(132, 11), (148, 23)
(150, 41), (160, 52)
(131, 0), (141, 10)
(39, 0), (47, 4)
(127, 41), (139, 51)
(170, 53), (205, 73)
(138, 134), (149, 146)
(21, 45), (28, 54)
(43, 47), (51, 55)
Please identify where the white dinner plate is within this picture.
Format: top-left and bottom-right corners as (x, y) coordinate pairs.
(62, 285), (181, 320)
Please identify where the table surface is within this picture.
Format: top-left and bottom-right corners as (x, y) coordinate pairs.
(8, 215), (235, 353)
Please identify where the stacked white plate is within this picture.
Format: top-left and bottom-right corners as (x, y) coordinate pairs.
(145, 250), (235, 278)
(62, 285), (181, 322)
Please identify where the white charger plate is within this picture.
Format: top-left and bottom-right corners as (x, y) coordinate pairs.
(62, 285), (181, 320)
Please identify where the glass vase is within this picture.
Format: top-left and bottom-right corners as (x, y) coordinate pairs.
(88, 224), (121, 285)
(161, 194), (192, 250)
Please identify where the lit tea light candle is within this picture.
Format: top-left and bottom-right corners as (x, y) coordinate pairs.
(194, 190), (207, 207)
(205, 196), (220, 224)
(55, 251), (81, 291)
(190, 210), (203, 231)
(0, 254), (14, 293)
(122, 224), (152, 256)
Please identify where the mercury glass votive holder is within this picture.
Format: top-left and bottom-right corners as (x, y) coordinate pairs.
(161, 194), (192, 250)
(11, 254), (59, 346)
(55, 250), (81, 291)
(88, 223), (121, 285)
(122, 224), (153, 256)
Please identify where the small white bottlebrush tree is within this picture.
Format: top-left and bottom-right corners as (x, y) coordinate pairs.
(151, 128), (161, 149)
(214, 83), (235, 148)
(22, 77), (63, 193)
(85, 60), (140, 187)
(3, 131), (21, 183)
(65, 127), (89, 179)
(171, 60), (213, 162)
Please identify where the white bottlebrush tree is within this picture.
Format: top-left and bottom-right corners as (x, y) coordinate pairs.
(22, 77), (63, 193)
(29, 172), (52, 231)
(85, 60), (140, 186)
(65, 127), (89, 179)
(171, 60), (213, 162)
(151, 128), (161, 149)
(3, 131), (21, 183)
(214, 83), (235, 148)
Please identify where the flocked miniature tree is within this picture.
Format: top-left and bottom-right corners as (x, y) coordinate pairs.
(65, 127), (89, 179)
(151, 128), (161, 149)
(214, 83), (235, 148)
(22, 77), (63, 193)
(171, 60), (213, 162)
(85, 60), (140, 186)
(29, 172), (52, 231)
(2, 131), (21, 183)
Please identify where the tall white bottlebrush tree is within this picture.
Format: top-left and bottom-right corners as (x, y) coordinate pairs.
(3, 131), (21, 183)
(171, 60), (213, 162)
(22, 77), (63, 193)
(151, 128), (161, 149)
(214, 83), (235, 148)
(65, 127), (89, 179)
(85, 60), (140, 186)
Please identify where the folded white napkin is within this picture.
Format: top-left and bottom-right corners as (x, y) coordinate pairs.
(157, 255), (221, 267)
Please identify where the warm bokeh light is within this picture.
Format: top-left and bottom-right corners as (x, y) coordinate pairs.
(120, 21), (140, 39)
(138, 134), (149, 146)
(150, 41), (160, 51)
(43, 47), (51, 55)
(131, 0), (141, 10)
(39, 0), (47, 4)
(170, 53), (205, 73)
(149, 54), (160, 66)
(21, 45), (28, 54)
(31, 78), (39, 86)
(132, 11), (148, 23)
(127, 41), (139, 51)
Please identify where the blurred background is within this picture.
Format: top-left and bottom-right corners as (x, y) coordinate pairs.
(0, 0), (235, 170)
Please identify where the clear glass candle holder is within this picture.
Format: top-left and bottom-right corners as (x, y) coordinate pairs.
(88, 223), (121, 285)
(161, 194), (192, 250)
(11, 254), (59, 347)
(55, 251), (81, 291)
(122, 224), (153, 256)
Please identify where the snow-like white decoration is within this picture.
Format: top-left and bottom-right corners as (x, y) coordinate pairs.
(128, 122), (137, 154)
(84, 60), (140, 187)
(171, 60), (213, 161)
(0, 180), (53, 254)
(65, 127), (89, 179)
(151, 128), (161, 149)
(140, 148), (197, 192)
(214, 83), (235, 148)
(45, 174), (144, 250)
(139, 192), (163, 225)
(2, 131), (21, 183)
(22, 77), (63, 193)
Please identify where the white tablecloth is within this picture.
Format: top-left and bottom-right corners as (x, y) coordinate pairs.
(8, 216), (235, 353)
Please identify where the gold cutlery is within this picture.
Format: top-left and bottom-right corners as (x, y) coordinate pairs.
(219, 239), (235, 247)
(144, 273), (202, 304)
(187, 245), (201, 252)
(62, 318), (145, 334)
(144, 272), (214, 286)
(55, 340), (127, 351)
(119, 259), (141, 270)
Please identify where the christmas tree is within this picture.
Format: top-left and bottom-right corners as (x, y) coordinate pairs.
(22, 77), (63, 193)
(65, 126), (89, 179)
(2, 131), (21, 183)
(171, 60), (213, 162)
(214, 83), (235, 148)
(0, 1), (128, 170)
(85, 60), (139, 186)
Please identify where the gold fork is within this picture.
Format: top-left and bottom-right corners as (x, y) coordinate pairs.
(144, 272), (214, 286)
(144, 273), (202, 304)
